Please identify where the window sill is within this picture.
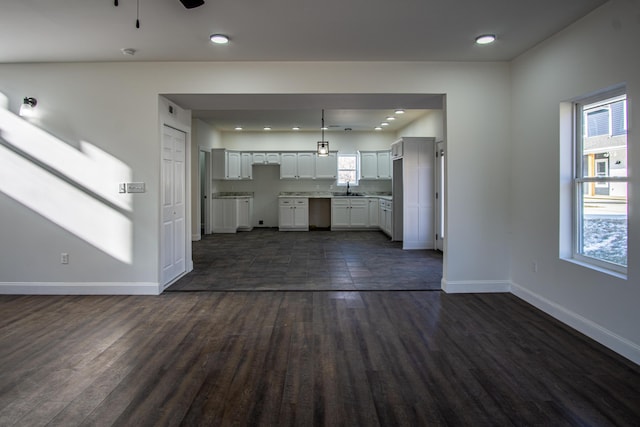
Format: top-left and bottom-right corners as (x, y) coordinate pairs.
(561, 257), (628, 280)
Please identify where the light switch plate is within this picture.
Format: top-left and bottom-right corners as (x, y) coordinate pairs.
(126, 182), (145, 193)
(119, 183), (126, 193)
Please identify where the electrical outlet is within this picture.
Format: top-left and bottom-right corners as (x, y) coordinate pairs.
(259, 220), (264, 225)
(61, 253), (69, 264)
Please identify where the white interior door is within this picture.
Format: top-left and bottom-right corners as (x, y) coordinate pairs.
(161, 125), (186, 286)
(435, 141), (445, 251)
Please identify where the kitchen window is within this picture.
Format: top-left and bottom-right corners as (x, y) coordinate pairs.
(572, 89), (628, 274)
(337, 154), (359, 186)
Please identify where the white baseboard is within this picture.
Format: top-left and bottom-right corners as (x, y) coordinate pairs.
(0, 282), (160, 295)
(511, 281), (640, 365)
(442, 279), (511, 293)
(192, 233), (201, 241)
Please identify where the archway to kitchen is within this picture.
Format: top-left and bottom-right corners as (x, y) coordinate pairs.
(168, 93), (445, 292)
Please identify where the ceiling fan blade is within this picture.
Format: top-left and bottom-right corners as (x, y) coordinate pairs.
(180, 0), (205, 8)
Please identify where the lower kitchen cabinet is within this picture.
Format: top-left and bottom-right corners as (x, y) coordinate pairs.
(212, 197), (253, 233)
(368, 198), (379, 227)
(236, 198), (253, 230)
(331, 198), (369, 229)
(379, 199), (393, 237)
(279, 198), (309, 230)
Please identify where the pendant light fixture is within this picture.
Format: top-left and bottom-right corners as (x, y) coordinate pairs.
(317, 109), (329, 157)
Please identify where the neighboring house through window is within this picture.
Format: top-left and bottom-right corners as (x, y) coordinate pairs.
(572, 89), (628, 274)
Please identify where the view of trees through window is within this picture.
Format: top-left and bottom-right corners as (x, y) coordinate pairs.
(337, 154), (358, 185)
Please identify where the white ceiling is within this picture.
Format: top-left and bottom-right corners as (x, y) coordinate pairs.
(164, 93), (443, 132)
(2, 0), (606, 132)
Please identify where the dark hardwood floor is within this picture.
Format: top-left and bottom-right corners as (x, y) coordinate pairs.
(0, 291), (638, 426)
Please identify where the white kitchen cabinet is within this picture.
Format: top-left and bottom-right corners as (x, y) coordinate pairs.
(297, 152), (315, 178)
(392, 137), (435, 249)
(368, 198), (379, 227)
(240, 153), (252, 179)
(359, 152), (378, 179)
(280, 152), (315, 179)
(331, 198), (369, 229)
(331, 199), (351, 227)
(280, 153), (298, 178)
(226, 151), (241, 179)
(279, 198), (309, 230)
(212, 198), (238, 233)
(391, 140), (403, 159)
(212, 197), (254, 233)
(236, 198), (253, 230)
(359, 150), (391, 180)
(377, 151), (391, 179)
(379, 199), (393, 237)
(252, 152), (280, 165)
(314, 152), (337, 179)
(212, 149), (248, 180)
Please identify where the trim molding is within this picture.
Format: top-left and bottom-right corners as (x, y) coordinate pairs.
(0, 282), (160, 295)
(442, 279), (511, 293)
(511, 281), (640, 365)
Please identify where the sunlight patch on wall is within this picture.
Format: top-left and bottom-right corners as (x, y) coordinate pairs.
(0, 108), (132, 211)
(0, 105), (133, 264)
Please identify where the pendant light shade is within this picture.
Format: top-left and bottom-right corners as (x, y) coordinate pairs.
(317, 109), (329, 156)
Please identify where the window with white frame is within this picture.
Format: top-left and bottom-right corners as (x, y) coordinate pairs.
(573, 90), (628, 273)
(337, 154), (358, 186)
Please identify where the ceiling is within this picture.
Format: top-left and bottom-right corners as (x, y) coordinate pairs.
(164, 93), (443, 132)
(2, 0), (606, 132)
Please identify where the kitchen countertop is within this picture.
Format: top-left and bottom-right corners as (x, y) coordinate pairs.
(279, 191), (391, 200)
(212, 192), (254, 199)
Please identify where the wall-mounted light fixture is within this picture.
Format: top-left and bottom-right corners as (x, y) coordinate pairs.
(19, 97), (37, 117)
(317, 109), (329, 156)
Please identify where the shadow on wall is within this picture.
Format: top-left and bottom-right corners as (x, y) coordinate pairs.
(0, 93), (134, 264)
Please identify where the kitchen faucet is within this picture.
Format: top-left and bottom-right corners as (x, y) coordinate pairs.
(346, 181), (351, 195)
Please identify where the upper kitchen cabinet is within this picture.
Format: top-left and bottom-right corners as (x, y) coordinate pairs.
(359, 150), (391, 180)
(252, 152), (280, 165)
(314, 152), (337, 179)
(212, 149), (252, 180)
(280, 152), (315, 179)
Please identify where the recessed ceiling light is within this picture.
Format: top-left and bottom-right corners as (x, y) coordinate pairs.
(292, 126), (300, 131)
(394, 109), (405, 114)
(321, 126), (328, 131)
(475, 34), (496, 45)
(381, 122), (389, 127)
(234, 126), (243, 131)
(263, 126), (272, 131)
(386, 116), (396, 121)
(210, 34), (230, 44)
(374, 127), (383, 131)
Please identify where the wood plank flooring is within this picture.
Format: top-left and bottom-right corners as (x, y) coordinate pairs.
(0, 291), (638, 426)
(169, 229), (443, 292)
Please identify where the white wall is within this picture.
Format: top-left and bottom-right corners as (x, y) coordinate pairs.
(190, 119), (222, 238)
(0, 61), (511, 298)
(397, 110), (444, 141)
(510, 0), (640, 363)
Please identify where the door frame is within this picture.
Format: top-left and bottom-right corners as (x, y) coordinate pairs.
(158, 98), (192, 293)
(435, 140), (445, 252)
(160, 124), (189, 289)
(197, 146), (212, 238)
